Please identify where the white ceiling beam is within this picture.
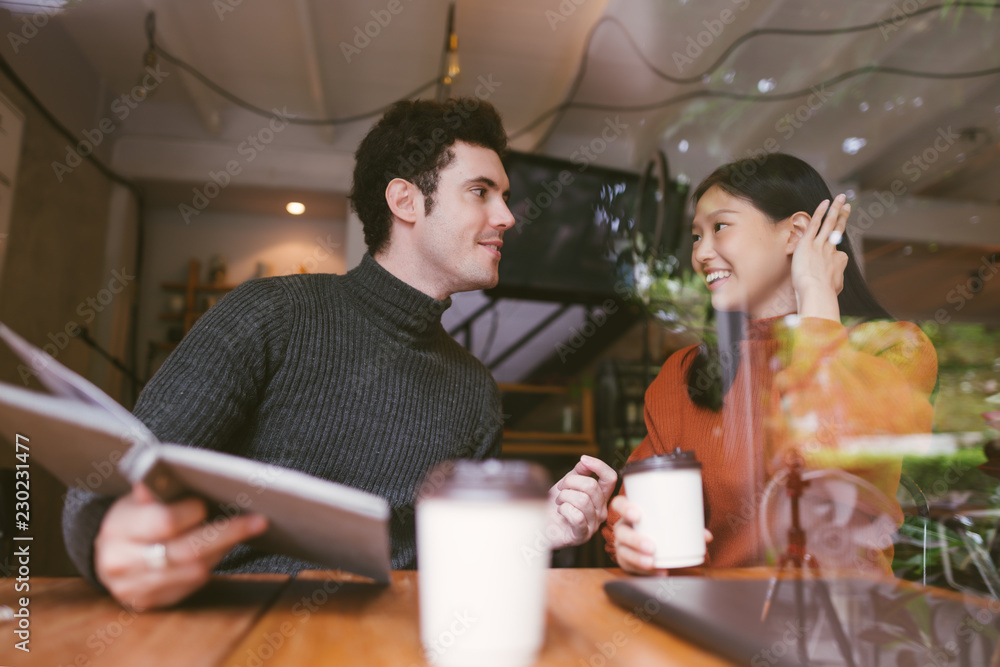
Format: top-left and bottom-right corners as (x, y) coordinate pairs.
(841, 78), (1000, 193)
(111, 135), (354, 192)
(853, 193), (1000, 247)
(143, 0), (224, 134)
(294, 0), (334, 143)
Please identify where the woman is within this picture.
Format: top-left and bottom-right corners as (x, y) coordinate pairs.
(603, 153), (937, 575)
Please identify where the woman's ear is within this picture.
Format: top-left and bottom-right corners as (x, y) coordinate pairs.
(785, 211), (812, 254)
(385, 178), (420, 224)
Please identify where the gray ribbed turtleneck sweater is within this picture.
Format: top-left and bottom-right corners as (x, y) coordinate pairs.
(63, 254), (503, 585)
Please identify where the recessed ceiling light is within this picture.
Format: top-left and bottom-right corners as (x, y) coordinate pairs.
(859, 102), (869, 112)
(286, 202), (305, 215)
(757, 78), (776, 94)
(841, 137), (867, 155)
(678, 140), (689, 153)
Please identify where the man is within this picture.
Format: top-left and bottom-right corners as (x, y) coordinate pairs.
(63, 98), (616, 610)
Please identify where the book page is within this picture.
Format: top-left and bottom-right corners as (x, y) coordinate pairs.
(0, 322), (155, 445)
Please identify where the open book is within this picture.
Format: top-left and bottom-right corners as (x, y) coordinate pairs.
(0, 323), (392, 583)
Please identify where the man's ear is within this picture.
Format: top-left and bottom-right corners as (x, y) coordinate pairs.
(785, 211), (812, 254)
(385, 178), (420, 224)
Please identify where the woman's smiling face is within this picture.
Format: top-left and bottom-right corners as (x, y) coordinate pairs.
(690, 184), (797, 319)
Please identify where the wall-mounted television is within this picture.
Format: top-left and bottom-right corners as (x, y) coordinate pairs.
(488, 151), (687, 304)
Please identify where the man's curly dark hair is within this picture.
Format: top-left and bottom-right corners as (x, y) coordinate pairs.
(350, 97), (508, 255)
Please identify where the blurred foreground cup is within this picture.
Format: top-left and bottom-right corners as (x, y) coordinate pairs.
(417, 459), (551, 667)
(622, 447), (706, 568)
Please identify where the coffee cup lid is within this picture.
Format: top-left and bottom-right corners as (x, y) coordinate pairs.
(622, 448), (701, 475)
(418, 459), (551, 501)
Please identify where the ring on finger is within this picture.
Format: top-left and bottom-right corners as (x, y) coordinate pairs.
(828, 230), (843, 246)
(142, 542), (168, 570)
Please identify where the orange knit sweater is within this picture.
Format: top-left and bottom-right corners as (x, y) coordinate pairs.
(602, 316), (938, 571)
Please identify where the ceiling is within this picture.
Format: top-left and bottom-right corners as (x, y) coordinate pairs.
(139, 181), (348, 220)
(5, 0), (1000, 324)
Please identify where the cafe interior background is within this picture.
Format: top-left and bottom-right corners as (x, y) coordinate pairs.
(0, 0), (997, 591)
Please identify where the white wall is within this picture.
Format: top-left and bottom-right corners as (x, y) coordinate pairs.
(137, 207), (346, 380)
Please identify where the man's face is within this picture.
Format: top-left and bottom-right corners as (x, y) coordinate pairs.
(412, 141), (515, 296)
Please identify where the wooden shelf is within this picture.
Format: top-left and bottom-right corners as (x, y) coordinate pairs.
(498, 383), (574, 394)
(158, 312), (208, 323)
(501, 442), (600, 457)
(159, 259), (235, 335)
(498, 383), (597, 457)
(146, 259), (237, 379)
(502, 430), (593, 442)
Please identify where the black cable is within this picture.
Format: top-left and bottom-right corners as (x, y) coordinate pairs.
(517, 61), (1000, 143)
(78, 327), (144, 388)
(154, 45), (439, 125)
(528, 13), (607, 151)
(145, 12), (440, 127)
(0, 51), (146, 400)
(516, 2), (1000, 146)
(0, 54), (141, 196)
(613, 3), (1000, 86)
(139, 6), (1000, 144)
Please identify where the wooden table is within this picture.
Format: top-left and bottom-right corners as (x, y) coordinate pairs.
(0, 569), (736, 666)
(0, 568), (993, 666)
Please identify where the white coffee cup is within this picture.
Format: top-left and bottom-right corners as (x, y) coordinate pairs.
(417, 459), (551, 667)
(622, 448), (706, 568)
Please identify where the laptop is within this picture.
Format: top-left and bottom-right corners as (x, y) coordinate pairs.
(605, 575), (999, 666)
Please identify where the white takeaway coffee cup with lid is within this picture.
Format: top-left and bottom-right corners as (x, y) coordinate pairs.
(622, 448), (706, 568)
(417, 459), (551, 667)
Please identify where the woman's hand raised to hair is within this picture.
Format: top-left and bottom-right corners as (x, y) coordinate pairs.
(791, 193), (850, 322)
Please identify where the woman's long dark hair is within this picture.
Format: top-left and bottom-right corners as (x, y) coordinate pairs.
(685, 153), (891, 410)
